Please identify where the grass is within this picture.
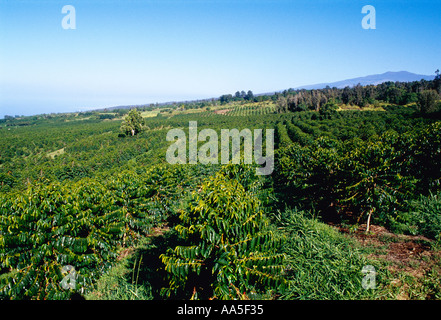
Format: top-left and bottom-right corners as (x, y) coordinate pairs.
(338, 103), (386, 112)
(85, 246), (153, 300)
(344, 223), (441, 300)
(85, 230), (176, 300)
(141, 110), (160, 118)
(84, 207), (441, 300)
(276, 208), (386, 300)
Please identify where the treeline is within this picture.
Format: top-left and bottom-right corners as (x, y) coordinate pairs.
(275, 72), (441, 113)
(219, 90), (255, 104)
(98, 73), (441, 113)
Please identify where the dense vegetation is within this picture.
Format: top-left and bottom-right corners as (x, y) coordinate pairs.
(1, 76), (441, 300)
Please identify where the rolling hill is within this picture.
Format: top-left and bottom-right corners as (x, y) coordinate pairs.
(295, 71), (435, 90)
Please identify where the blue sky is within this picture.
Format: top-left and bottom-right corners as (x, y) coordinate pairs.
(0, 0), (440, 117)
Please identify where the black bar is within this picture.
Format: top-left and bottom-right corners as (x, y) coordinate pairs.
(1, 300), (440, 318)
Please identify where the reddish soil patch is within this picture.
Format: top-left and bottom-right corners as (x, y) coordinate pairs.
(213, 109), (230, 115)
(338, 223), (441, 299)
(117, 247), (135, 261)
(146, 225), (170, 237)
(339, 224), (435, 267)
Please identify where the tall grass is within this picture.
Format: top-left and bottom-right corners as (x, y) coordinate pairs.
(85, 251), (153, 300)
(276, 208), (385, 300)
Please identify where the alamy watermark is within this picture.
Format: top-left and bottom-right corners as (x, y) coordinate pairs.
(61, 5), (76, 29)
(166, 121), (274, 175)
(60, 4), (374, 30)
(362, 5), (376, 30)
(60, 265), (77, 290)
(362, 265), (376, 289)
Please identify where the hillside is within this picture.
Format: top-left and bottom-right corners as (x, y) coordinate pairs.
(296, 71), (435, 90)
(1, 78), (441, 301)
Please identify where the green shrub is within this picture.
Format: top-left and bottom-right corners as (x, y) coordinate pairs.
(275, 122), (292, 148)
(285, 121), (313, 146)
(409, 193), (441, 241)
(160, 171), (285, 299)
(0, 172), (158, 300)
(0, 180), (124, 299)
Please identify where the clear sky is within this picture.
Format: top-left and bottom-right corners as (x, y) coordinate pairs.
(0, 0), (440, 117)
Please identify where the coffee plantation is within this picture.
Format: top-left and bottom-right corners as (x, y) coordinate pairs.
(1, 80), (441, 300)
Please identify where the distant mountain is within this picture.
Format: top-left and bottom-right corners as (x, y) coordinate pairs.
(296, 71), (435, 90)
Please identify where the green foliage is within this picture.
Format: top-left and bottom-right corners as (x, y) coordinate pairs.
(160, 171), (285, 299)
(0, 179), (123, 299)
(418, 90), (440, 114)
(120, 109), (145, 136)
(275, 122), (292, 148)
(274, 120), (441, 230)
(338, 131), (417, 228)
(85, 254), (153, 300)
(2, 90), (441, 300)
(54, 164), (91, 181)
(277, 208), (383, 299)
(285, 121), (313, 146)
(0, 170), (163, 299)
(408, 193), (441, 241)
(0, 172), (15, 192)
(319, 101), (338, 118)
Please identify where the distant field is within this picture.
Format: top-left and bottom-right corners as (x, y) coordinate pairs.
(140, 110), (160, 118)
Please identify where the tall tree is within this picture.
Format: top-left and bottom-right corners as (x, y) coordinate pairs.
(219, 94), (233, 104)
(120, 109), (145, 136)
(245, 90), (254, 101)
(418, 90), (440, 114)
(433, 69), (441, 94)
(276, 96), (288, 113)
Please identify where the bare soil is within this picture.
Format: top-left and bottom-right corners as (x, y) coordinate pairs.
(339, 223), (441, 299)
(213, 109), (230, 115)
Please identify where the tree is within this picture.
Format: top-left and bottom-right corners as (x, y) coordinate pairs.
(434, 69), (441, 94)
(120, 109), (145, 136)
(400, 92), (418, 105)
(418, 90), (440, 114)
(276, 96), (288, 113)
(341, 87), (354, 105)
(245, 90), (254, 101)
(354, 84), (364, 106)
(385, 86), (406, 105)
(219, 94), (233, 104)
